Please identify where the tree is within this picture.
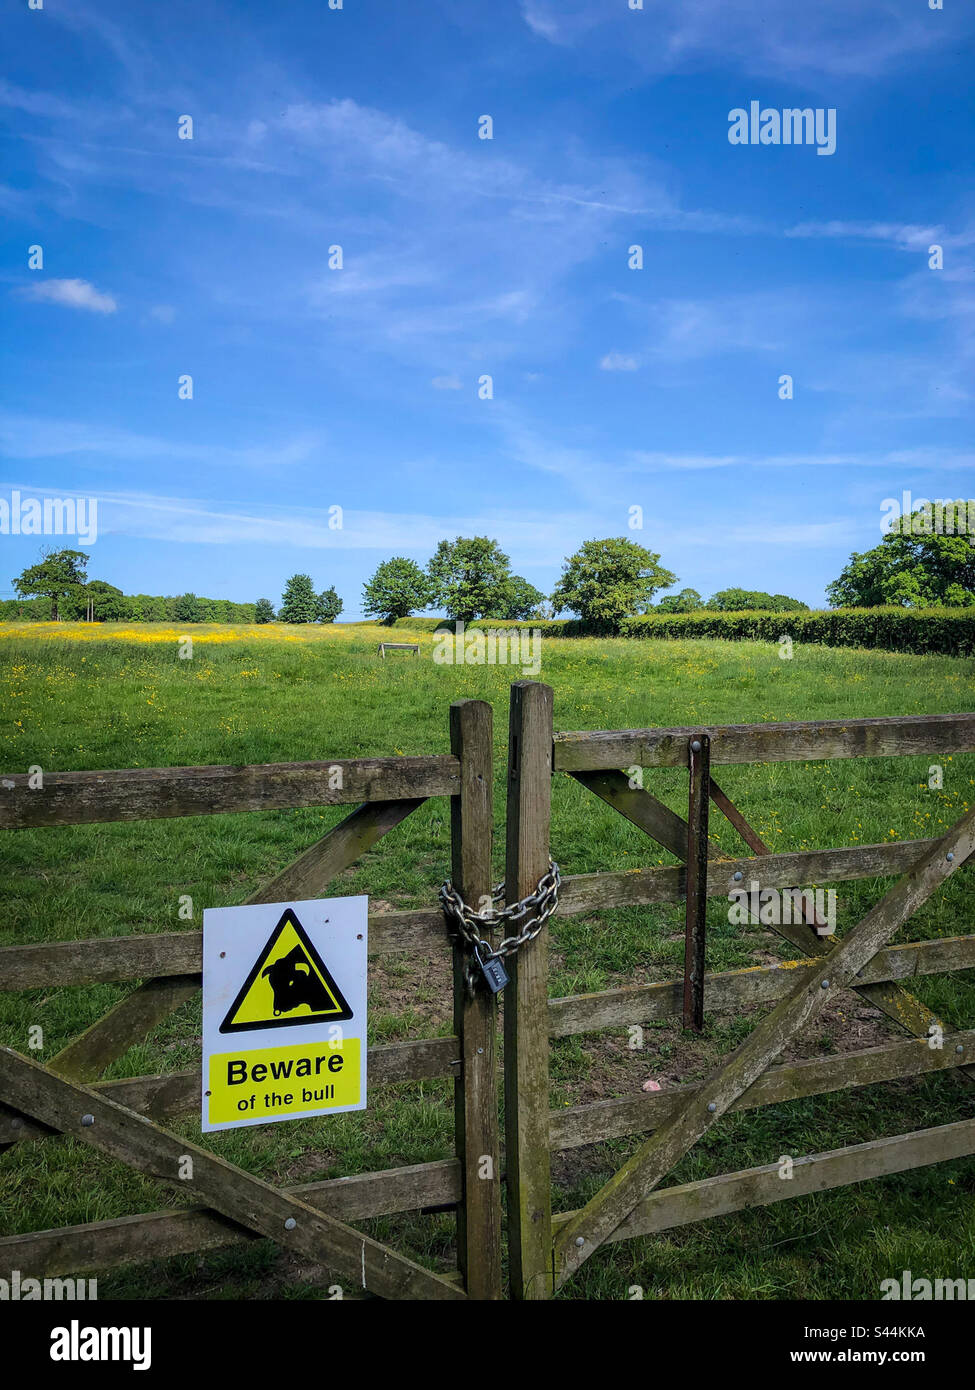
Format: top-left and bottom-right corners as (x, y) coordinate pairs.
(708, 588), (808, 612)
(316, 586), (343, 623)
(254, 598), (276, 624)
(84, 580), (127, 622)
(495, 574), (545, 620)
(279, 573), (318, 623)
(13, 548), (90, 621)
(827, 507), (975, 608)
(427, 536), (512, 622)
(174, 592), (202, 623)
(551, 537), (677, 630)
(362, 557), (431, 624)
(657, 587), (704, 613)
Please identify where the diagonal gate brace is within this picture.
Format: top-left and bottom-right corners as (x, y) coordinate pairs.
(707, 776), (971, 1072)
(575, 766), (961, 1065)
(553, 802), (975, 1287)
(0, 1047), (465, 1302)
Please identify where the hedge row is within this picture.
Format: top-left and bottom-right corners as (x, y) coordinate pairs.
(621, 608), (975, 655)
(396, 609), (975, 655)
(0, 595), (258, 624)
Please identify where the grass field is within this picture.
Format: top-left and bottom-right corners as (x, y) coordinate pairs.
(2, 620), (974, 1300)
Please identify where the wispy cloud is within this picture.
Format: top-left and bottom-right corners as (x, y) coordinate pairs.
(625, 447), (975, 473)
(0, 413), (322, 472)
(0, 482), (585, 567)
(785, 220), (975, 253)
(21, 278), (117, 314)
(600, 352), (639, 372)
(518, 0), (969, 80)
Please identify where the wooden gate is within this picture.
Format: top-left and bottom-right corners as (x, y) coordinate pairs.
(5, 683), (975, 1300)
(502, 682), (975, 1298)
(0, 699), (502, 1300)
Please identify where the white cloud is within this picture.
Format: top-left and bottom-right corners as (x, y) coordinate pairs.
(23, 278), (117, 314)
(0, 413), (321, 471)
(600, 353), (639, 372)
(432, 375), (463, 390)
(148, 304), (175, 323)
(786, 221), (950, 252)
(641, 293), (798, 361)
(521, 2), (563, 42)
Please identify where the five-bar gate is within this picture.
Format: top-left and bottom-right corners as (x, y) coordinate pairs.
(3, 683), (975, 1299)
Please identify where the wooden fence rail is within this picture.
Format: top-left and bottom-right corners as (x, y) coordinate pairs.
(0, 756), (460, 828)
(555, 711), (975, 771)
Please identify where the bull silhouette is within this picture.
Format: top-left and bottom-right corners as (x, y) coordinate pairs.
(262, 946), (333, 1016)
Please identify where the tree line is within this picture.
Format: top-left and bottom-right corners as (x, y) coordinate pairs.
(6, 503), (973, 628)
(2, 552), (341, 625)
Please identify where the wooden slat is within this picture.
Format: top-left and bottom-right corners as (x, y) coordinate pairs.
(0, 1047), (465, 1301)
(48, 975), (201, 1083)
(706, 777), (770, 856)
(552, 803), (975, 1286)
(449, 700), (503, 1300)
(556, 837), (944, 917)
(504, 681), (555, 1300)
(684, 735), (710, 1031)
(550, 1029), (975, 1150)
(0, 908), (448, 990)
(708, 776), (830, 933)
(568, 771), (688, 858)
(547, 933), (975, 1037)
(248, 798), (426, 905)
(555, 712), (975, 772)
(0, 756), (460, 828)
(0, 1159), (461, 1279)
(0, 1036), (460, 1144)
(552, 1119), (975, 1244)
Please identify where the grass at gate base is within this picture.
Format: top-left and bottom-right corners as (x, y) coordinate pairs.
(1, 620), (974, 1300)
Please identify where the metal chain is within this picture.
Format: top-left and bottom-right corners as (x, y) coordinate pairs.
(439, 860), (560, 994)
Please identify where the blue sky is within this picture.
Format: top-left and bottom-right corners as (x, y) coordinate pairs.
(2, 0), (974, 616)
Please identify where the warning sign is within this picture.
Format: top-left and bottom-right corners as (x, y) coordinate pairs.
(202, 896), (367, 1133)
(220, 909), (353, 1033)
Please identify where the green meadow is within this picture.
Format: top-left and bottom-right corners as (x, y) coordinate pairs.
(1, 621), (974, 1299)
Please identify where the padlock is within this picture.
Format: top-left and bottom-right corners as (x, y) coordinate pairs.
(475, 943), (509, 995)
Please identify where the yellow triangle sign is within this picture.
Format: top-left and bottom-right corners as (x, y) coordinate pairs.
(220, 909), (354, 1034)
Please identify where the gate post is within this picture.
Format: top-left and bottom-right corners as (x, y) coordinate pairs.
(504, 680), (554, 1299)
(450, 699), (503, 1299)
